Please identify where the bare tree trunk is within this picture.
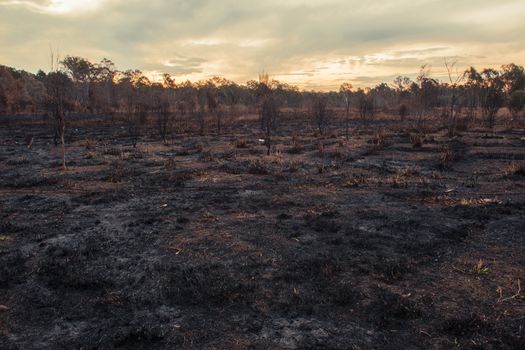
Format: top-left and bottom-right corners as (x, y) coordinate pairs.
(266, 126), (271, 156)
(345, 107), (350, 139)
(216, 110), (221, 135)
(57, 115), (66, 170)
(61, 132), (66, 170)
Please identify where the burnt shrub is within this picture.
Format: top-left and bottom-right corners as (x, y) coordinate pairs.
(438, 139), (468, 170)
(248, 159), (269, 175)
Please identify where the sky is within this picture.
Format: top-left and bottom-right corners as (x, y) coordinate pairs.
(1, 0), (524, 91)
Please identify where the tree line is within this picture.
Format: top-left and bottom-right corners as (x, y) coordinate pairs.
(1, 56), (524, 168)
(2, 56), (524, 119)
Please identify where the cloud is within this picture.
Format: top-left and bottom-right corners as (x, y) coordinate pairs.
(157, 55), (207, 75)
(0, 0), (524, 90)
(0, 0), (108, 15)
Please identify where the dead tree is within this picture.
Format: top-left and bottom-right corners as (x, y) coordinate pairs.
(197, 91), (207, 135)
(398, 104), (408, 121)
(206, 89), (221, 134)
(158, 101), (173, 145)
(261, 96), (279, 156)
(481, 69), (505, 129)
(44, 71), (72, 170)
(356, 89), (374, 126)
(445, 59), (464, 136)
(339, 83), (352, 139)
(257, 72), (272, 130)
(312, 97), (328, 135)
(129, 103), (148, 148)
(176, 101), (186, 133)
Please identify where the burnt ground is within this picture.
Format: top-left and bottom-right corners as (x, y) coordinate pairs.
(0, 113), (524, 349)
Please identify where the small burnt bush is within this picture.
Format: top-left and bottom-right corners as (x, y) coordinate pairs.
(107, 159), (127, 182)
(248, 159), (269, 175)
(288, 136), (304, 154)
(198, 150), (215, 162)
(438, 140), (468, 170)
(410, 133), (424, 148)
(234, 138), (249, 148)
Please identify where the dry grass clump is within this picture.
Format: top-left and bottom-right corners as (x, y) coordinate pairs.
(438, 140), (468, 170)
(164, 157), (175, 170)
(84, 137), (94, 150)
(199, 150), (215, 162)
(317, 141), (325, 156)
(248, 159), (269, 175)
(288, 135), (304, 154)
(108, 159), (126, 183)
(103, 145), (123, 157)
(364, 130), (389, 155)
(504, 162), (525, 176)
(410, 133), (424, 148)
(233, 138), (249, 148)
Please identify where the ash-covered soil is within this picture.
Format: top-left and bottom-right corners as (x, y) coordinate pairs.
(0, 115), (524, 349)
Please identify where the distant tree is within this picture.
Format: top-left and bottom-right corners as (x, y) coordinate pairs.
(61, 56), (95, 111)
(500, 63), (525, 94)
(393, 76), (412, 94)
(256, 72), (273, 130)
(312, 96), (328, 135)
(218, 80), (241, 127)
(118, 69), (150, 147)
(91, 58), (117, 114)
(179, 84), (197, 133)
(369, 83), (396, 112)
(256, 73), (280, 155)
(414, 65), (439, 128)
(480, 68), (505, 129)
(463, 67), (483, 120)
(0, 66), (33, 114)
(339, 83), (352, 138)
(355, 88), (374, 125)
(204, 82), (221, 134)
(393, 76), (413, 121)
(155, 90), (173, 145)
(162, 73), (176, 89)
(61, 56), (93, 83)
(508, 90), (525, 119)
(444, 59), (464, 136)
(261, 96), (279, 156)
(398, 104), (408, 121)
